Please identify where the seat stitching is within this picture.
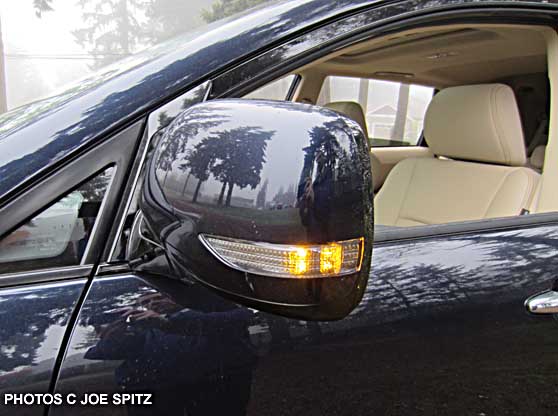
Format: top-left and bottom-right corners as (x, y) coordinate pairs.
(490, 85), (510, 165)
(483, 169), (513, 218)
(518, 169), (538, 211)
(394, 159), (418, 224)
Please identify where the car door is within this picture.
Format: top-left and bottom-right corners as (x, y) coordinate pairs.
(51, 2), (558, 416)
(0, 122), (142, 416)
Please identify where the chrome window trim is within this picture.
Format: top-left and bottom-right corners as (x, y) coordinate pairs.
(107, 81), (211, 262)
(106, 6), (558, 260)
(374, 212), (558, 245)
(106, 129), (151, 261)
(0, 265), (93, 288)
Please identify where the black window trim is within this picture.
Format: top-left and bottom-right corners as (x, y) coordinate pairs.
(0, 120), (144, 286)
(209, 4), (558, 244)
(97, 3), (558, 268)
(210, 5), (556, 99)
(285, 74), (302, 101)
(105, 81), (212, 263)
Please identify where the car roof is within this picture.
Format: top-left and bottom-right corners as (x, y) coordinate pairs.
(0, 0), (381, 205)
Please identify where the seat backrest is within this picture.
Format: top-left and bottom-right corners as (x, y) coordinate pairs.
(375, 84), (540, 227)
(324, 101), (369, 138)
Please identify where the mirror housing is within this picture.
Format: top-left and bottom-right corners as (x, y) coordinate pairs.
(135, 100), (373, 320)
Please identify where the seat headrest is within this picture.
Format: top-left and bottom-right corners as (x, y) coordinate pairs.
(424, 84), (526, 166)
(324, 101), (368, 138)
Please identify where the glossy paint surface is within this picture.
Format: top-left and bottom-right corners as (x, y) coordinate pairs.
(0, 0), (382, 204)
(0, 279), (85, 416)
(54, 223), (558, 415)
(0, 0), (553, 204)
(140, 100), (373, 319)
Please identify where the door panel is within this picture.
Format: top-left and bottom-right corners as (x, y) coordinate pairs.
(53, 223), (558, 415)
(0, 279), (86, 416)
(371, 147), (433, 191)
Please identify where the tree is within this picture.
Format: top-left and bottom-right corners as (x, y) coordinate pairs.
(201, 0), (270, 23)
(73, 0), (148, 69)
(144, 0), (207, 44)
(255, 178), (268, 208)
(157, 111), (174, 130)
(210, 127), (273, 206)
(155, 103), (227, 189)
(185, 138), (219, 203)
(273, 186), (284, 204)
(33, 0), (55, 17)
(272, 184), (295, 207)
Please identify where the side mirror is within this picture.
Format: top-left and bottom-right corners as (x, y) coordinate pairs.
(135, 100), (373, 320)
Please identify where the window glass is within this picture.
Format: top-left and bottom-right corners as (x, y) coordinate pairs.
(243, 75), (296, 101)
(0, 167), (114, 274)
(109, 82), (211, 262)
(317, 76), (434, 147)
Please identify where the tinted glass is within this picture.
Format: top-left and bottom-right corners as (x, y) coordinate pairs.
(317, 76), (434, 147)
(0, 167), (114, 274)
(243, 75), (296, 101)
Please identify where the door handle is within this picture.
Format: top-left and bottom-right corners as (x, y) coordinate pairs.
(525, 290), (558, 314)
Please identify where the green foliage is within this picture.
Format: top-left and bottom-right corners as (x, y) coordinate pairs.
(201, 0), (270, 23)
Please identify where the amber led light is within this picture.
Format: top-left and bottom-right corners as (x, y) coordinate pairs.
(199, 235), (364, 278)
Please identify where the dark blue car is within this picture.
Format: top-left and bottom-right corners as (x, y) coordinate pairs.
(1, 0), (558, 414)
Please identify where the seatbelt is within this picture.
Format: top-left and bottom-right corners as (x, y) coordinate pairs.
(527, 117), (549, 156)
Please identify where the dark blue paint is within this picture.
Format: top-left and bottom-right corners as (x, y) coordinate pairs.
(0, 0), (381, 204)
(53, 224), (558, 415)
(0, 279), (86, 416)
(1, 0), (550, 204)
(0, 1), (556, 415)
(139, 100), (373, 319)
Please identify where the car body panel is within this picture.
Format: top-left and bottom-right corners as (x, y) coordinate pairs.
(0, 0), (383, 204)
(52, 224), (558, 415)
(0, 1), (556, 415)
(0, 0), (554, 205)
(0, 279), (86, 416)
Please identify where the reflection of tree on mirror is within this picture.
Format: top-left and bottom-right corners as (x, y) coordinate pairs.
(211, 127), (274, 206)
(185, 138), (220, 203)
(255, 178), (268, 208)
(183, 126), (274, 206)
(272, 184), (296, 208)
(297, 119), (346, 238)
(156, 106), (229, 187)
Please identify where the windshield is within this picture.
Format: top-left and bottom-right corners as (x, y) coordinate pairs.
(0, 0), (277, 112)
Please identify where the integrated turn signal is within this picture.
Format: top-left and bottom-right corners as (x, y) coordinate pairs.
(199, 235), (364, 278)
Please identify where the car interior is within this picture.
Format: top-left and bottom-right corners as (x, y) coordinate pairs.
(251, 24), (556, 229)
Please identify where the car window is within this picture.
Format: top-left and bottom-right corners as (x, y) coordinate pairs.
(317, 76), (434, 147)
(0, 167), (114, 274)
(109, 82), (211, 262)
(243, 75), (296, 101)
